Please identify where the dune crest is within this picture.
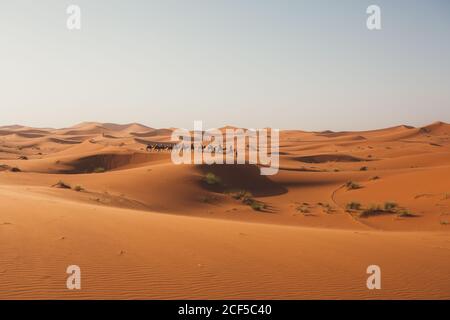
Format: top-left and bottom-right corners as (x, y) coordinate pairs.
(1, 121), (450, 299)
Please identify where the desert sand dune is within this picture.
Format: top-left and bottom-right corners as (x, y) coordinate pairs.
(1, 121), (449, 299)
(420, 121), (450, 135)
(96, 122), (153, 133)
(0, 185), (449, 299)
(0, 125), (27, 131)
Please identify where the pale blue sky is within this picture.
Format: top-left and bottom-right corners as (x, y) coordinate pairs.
(1, 0), (449, 130)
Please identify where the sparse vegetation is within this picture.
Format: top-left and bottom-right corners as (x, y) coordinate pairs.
(52, 180), (71, 189)
(18, 155), (28, 160)
(370, 176), (380, 180)
(349, 200), (417, 219)
(226, 189), (265, 212)
(93, 167), (106, 173)
(397, 210), (416, 218)
(346, 202), (362, 211)
(227, 190), (252, 201)
(346, 181), (362, 190)
(440, 221), (449, 225)
(74, 185), (84, 192)
(203, 172), (221, 185)
(199, 195), (217, 203)
(384, 202), (398, 212)
(360, 166), (368, 171)
(321, 202), (331, 210)
(360, 204), (383, 218)
(10, 167), (21, 172)
(317, 202), (334, 214)
(296, 205), (310, 214)
(249, 200), (266, 211)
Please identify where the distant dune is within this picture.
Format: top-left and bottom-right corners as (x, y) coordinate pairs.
(0, 121), (449, 299)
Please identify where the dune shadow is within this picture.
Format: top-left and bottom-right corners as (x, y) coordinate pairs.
(58, 152), (157, 174)
(293, 154), (372, 163)
(197, 164), (288, 197)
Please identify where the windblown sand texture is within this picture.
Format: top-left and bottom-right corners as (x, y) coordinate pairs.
(1, 121), (450, 299)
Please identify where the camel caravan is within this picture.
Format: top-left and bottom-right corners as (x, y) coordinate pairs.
(145, 142), (238, 155)
(145, 143), (174, 152)
(145, 121), (280, 175)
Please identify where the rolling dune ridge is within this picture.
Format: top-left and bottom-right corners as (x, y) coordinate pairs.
(1, 121), (449, 299)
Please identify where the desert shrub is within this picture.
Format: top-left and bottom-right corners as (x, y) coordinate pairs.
(53, 181), (71, 189)
(397, 210), (416, 218)
(384, 202), (398, 212)
(10, 167), (21, 172)
(370, 176), (380, 180)
(249, 200), (265, 211)
(296, 206), (310, 213)
(346, 181), (362, 190)
(74, 185), (84, 192)
(93, 167), (106, 173)
(360, 204), (383, 218)
(360, 166), (368, 171)
(226, 189), (264, 211)
(203, 172), (221, 185)
(440, 220), (449, 225)
(317, 202), (333, 213)
(228, 190), (253, 201)
(18, 155), (28, 160)
(346, 202), (362, 211)
(321, 203), (331, 209)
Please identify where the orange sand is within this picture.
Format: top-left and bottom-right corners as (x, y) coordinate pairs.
(1, 121), (449, 299)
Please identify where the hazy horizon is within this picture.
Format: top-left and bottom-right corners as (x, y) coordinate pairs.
(1, 119), (448, 133)
(1, 0), (449, 131)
